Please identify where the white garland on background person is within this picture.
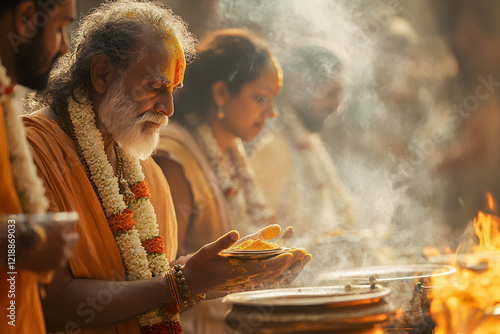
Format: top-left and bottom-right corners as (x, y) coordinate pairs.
(280, 108), (355, 226)
(195, 124), (275, 232)
(66, 91), (176, 330)
(0, 57), (48, 214)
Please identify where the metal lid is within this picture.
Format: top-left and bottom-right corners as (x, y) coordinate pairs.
(223, 284), (391, 307)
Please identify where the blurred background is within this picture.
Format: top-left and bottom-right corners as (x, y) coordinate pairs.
(72, 0), (500, 265)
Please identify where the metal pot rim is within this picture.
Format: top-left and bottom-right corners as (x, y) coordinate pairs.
(318, 264), (456, 284)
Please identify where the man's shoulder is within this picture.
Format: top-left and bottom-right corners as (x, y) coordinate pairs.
(23, 110), (78, 161)
(23, 108), (59, 134)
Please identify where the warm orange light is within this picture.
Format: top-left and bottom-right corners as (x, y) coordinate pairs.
(430, 194), (500, 333)
(486, 191), (497, 213)
(422, 246), (441, 259)
(473, 211), (500, 252)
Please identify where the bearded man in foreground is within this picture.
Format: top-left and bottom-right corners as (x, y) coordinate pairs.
(25, 1), (306, 333)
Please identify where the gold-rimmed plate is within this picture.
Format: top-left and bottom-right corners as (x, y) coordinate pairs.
(220, 247), (287, 259)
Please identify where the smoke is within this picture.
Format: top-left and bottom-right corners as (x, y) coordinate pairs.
(218, 0), (371, 65)
(214, 0), (459, 277)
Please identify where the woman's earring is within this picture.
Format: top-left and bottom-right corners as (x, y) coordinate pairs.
(217, 105), (225, 119)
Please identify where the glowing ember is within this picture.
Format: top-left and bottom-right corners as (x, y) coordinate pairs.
(430, 194), (500, 334)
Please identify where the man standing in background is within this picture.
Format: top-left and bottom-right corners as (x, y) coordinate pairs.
(0, 0), (78, 332)
(252, 43), (356, 243)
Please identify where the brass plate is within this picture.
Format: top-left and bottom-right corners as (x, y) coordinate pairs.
(220, 247), (287, 259)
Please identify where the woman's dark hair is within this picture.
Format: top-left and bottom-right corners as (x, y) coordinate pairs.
(173, 28), (281, 126)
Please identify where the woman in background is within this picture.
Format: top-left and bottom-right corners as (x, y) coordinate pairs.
(154, 29), (310, 334)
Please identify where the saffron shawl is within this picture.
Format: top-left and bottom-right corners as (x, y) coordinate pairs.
(0, 103), (46, 334)
(24, 113), (178, 333)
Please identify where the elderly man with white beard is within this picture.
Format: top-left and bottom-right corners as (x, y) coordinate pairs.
(23, 1), (305, 333)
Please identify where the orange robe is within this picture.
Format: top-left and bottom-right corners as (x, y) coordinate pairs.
(156, 123), (233, 255)
(23, 113), (178, 333)
(0, 103), (47, 333)
(156, 123), (233, 334)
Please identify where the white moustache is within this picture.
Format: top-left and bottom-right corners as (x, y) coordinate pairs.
(138, 111), (169, 127)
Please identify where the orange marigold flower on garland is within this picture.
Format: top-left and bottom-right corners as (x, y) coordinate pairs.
(141, 321), (182, 334)
(4, 86), (14, 95)
(142, 236), (165, 254)
(107, 209), (135, 234)
(131, 180), (151, 200)
(159, 303), (180, 315)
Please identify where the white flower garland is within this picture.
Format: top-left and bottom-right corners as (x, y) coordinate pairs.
(122, 151), (170, 276)
(0, 57), (48, 214)
(195, 124), (275, 232)
(0, 58), (11, 97)
(67, 92), (173, 328)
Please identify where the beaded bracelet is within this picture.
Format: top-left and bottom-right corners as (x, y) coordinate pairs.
(193, 293), (206, 305)
(170, 265), (207, 309)
(172, 264), (194, 308)
(165, 269), (183, 305)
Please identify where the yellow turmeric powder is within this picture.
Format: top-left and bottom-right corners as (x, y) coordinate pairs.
(234, 239), (279, 251)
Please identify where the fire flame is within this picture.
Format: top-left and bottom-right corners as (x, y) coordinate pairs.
(430, 194), (500, 333)
(474, 212), (500, 252)
(485, 191), (498, 213)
